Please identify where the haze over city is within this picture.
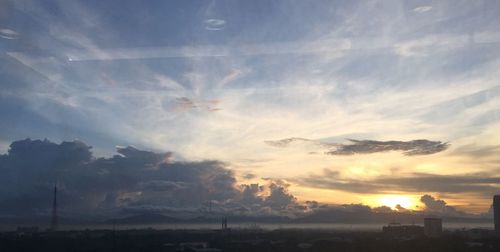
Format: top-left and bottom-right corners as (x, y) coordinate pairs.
(1, 0), (500, 225)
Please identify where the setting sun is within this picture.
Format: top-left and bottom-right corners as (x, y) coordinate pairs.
(379, 195), (415, 210)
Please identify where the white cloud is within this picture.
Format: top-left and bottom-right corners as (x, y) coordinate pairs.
(204, 18), (226, 31)
(413, 6), (433, 13)
(0, 28), (20, 39)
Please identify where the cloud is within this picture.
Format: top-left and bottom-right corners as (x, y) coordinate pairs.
(300, 197), (477, 222)
(413, 6), (433, 13)
(296, 169), (500, 196)
(265, 138), (449, 156)
(137, 181), (187, 192)
(0, 139), (489, 220)
(218, 68), (243, 88)
(116, 145), (172, 164)
(167, 97), (221, 113)
(264, 137), (325, 148)
(0, 138), (303, 218)
(204, 18), (226, 31)
(0, 28), (19, 39)
(328, 139), (449, 156)
(395, 204), (410, 213)
(420, 194), (463, 216)
(393, 34), (471, 57)
(372, 205), (393, 213)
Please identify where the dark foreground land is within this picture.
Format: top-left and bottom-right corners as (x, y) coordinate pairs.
(1, 228), (499, 252)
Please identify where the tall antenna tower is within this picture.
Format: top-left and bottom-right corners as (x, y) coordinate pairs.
(221, 216), (228, 230)
(50, 184), (58, 231)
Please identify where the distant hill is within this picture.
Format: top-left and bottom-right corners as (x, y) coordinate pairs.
(105, 211), (493, 225)
(107, 213), (181, 224)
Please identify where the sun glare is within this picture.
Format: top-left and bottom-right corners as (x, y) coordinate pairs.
(379, 195), (414, 210)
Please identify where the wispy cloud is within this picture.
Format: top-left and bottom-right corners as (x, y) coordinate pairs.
(266, 138), (449, 156)
(169, 97), (221, 113)
(413, 6), (433, 13)
(204, 18), (226, 31)
(328, 139), (449, 156)
(0, 28), (19, 39)
(296, 169), (500, 195)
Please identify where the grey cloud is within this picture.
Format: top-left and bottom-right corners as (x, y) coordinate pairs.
(304, 194), (478, 220)
(421, 194), (447, 212)
(301, 200), (477, 222)
(372, 205), (393, 213)
(395, 204), (410, 213)
(265, 138), (449, 156)
(235, 179), (304, 216)
(0, 138), (303, 218)
(116, 146), (171, 161)
(296, 169), (500, 196)
(0, 139), (488, 221)
(264, 181), (297, 211)
(329, 139), (449, 156)
(420, 194), (463, 216)
(137, 181), (187, 192)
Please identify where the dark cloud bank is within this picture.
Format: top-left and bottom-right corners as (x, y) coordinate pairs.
(265, 138), (449, 156)
(0, 139), (490, 224)
(0, 139), (303, 222)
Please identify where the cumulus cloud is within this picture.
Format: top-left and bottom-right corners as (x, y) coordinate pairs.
(265, 138), (449, 156)
(372, 205), (393, 213)
(234, 179), (305, 216)
(296, 169), (500, 196)
(0, 138), (302, 218)
(420, 194), (464, 216)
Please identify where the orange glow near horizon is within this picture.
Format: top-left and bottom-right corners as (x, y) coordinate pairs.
(378, 195), (417, 210)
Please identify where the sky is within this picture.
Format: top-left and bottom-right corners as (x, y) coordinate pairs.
(1, 0), (500, 219)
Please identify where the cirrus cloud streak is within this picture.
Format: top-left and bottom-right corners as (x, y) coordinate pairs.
(265, 138), (449, 156)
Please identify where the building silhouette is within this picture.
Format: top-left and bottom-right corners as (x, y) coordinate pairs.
(382, 222), (423, 238)
(424, 218), (442, 238)
(494, 195), (500, 233)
